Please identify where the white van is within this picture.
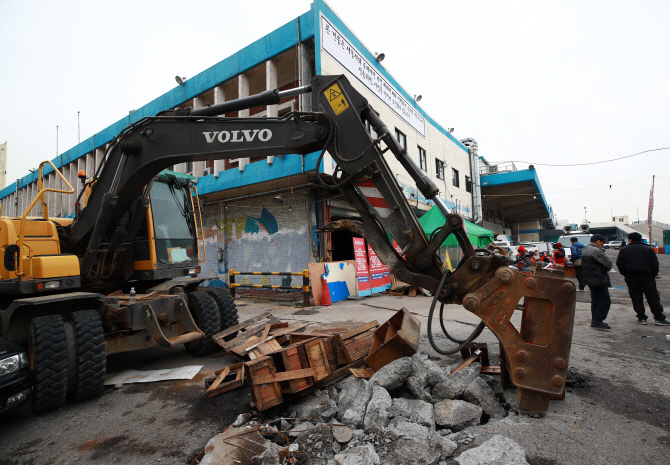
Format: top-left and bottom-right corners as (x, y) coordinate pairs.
(556, 233), (591, 259)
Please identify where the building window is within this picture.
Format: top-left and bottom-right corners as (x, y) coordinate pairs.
(465, 175), (472, 193)
(365, 118), (378, 140)
(435, 159), (445, 180)
(418, 147), (427, 171)
(395, 129), (406, 150)
(452, 168), (459, 187)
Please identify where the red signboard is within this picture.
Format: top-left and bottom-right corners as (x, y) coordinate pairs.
(353, 238), (371, 296)
(367, 244), (387, 292)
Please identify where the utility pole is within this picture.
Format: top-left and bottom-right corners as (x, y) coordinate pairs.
(648, 175), (655, 247)
(78, 111), (80, 143)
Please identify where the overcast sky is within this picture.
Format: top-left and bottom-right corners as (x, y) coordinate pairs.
(2, 0), (669, 225)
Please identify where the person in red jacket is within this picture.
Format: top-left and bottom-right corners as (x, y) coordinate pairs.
(553, 243), (567, 267)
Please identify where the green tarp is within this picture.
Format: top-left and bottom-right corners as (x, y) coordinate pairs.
(418, 206), (495, 249)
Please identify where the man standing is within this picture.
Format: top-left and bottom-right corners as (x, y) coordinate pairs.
(615, 232), (670, 326)
(582, 234), (613, 330)
(570, 237), (586, 291)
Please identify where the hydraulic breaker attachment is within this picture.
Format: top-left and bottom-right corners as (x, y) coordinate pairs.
(459, 264), (575, 417)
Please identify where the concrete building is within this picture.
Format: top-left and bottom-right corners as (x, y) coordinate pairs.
(0, 0), (482, 287)
(478, 159), (555, 241)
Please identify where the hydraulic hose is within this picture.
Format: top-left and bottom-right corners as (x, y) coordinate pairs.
(427, 265), (486, 355)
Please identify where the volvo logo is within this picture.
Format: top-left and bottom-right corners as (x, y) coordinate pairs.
(203, 129), (272, 143)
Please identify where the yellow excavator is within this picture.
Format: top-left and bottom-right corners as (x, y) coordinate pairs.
(1, 75), (575, 418)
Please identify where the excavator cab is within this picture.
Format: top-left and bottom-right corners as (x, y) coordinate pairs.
(130, 170), (203, 282)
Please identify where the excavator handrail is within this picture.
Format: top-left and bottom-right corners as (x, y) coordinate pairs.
(16, 160), (75, 279)
(189, 185), (206, 263)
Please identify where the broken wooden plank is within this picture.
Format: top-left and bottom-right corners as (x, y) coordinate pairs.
(268, 323), (309, 339)
(365, 308), (420, 371)
(220, 322), (271, 350)
(206, 363), (245, 398)
(212, 312), (273, 342)
(349, 367), (375, 378)
(251, 368), (317, 385)
(257, 339), (282, 356)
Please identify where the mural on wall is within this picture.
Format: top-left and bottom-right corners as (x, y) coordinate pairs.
(200, 205), (312, 288)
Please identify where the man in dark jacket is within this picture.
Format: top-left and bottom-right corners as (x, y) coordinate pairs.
(616, 232), (669, 325)
(582, 234), (613, 330)
(570, 237), (586, 291)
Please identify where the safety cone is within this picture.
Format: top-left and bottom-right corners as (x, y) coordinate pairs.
(321, 275), (332, 306)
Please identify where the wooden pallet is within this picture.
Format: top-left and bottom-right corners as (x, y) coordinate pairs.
(245, 356), (284, 411)
(275, 342), (314, 393)
(303, 337), (332, 382)
(290, 331), (342, 372)
(334, 321), (378, 364)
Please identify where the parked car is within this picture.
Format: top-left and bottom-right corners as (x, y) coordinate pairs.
(604, 241), (621, 250)
(0, 337), (32, 415)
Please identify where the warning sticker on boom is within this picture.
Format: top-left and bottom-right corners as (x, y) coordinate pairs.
(325, 83), (349, 115)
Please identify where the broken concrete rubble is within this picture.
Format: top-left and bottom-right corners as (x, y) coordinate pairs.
(332, 422), (354, 443)
(454, 434), (529, 465)
(368, 356), (412, 391)
(334, 443), (380, 465)
(206, 347), (514, 464)
(387, 420), (457, 465)
(432, 363), (481, 402)
(290, 391), (337, 421)
(433, 399), (483, 431)
(363, 386), (392, 431)
(389, 397), (435, 429)
(463, 377), (507, 418)
(336, 377), (373, 429)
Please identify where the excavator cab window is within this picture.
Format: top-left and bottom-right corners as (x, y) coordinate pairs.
(149, 181), (197, 264)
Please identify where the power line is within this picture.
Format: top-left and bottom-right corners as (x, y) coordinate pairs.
(495, 146), (670, 167)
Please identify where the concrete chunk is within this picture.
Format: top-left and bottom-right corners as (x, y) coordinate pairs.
(424, 359), (450, 387)
(463, 377), (507, 418)
(369, 357), (413, 391)
(364, 386), (392, 431)
(334, 444), (380, 465)
(337, 378), (373, 429)
(389, 398), (435, 429)
(290, 393), (338, 421)
(433, 399), (482, 431)
(455, 434), (529, 465)
(388, 420), (457, 465)
(432, 363), (481, 402)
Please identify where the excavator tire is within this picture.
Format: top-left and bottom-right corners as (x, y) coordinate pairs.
(70, 310), (106, 401)
(30, 315), (68, 413)
(185, 291), (221, 356)
(205, 288), (239, 333)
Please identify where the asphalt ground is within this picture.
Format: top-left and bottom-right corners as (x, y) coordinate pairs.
(1, 248), (669, 464)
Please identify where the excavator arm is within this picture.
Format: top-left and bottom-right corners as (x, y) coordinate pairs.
(63, 75), (574, 416)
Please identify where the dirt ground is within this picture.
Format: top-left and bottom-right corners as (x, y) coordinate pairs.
(1, 249), (669, 465)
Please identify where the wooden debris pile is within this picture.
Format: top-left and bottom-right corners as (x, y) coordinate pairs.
(206, 308), (420, 412)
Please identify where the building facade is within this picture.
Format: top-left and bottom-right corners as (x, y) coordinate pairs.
(0, 0), (481, 287)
